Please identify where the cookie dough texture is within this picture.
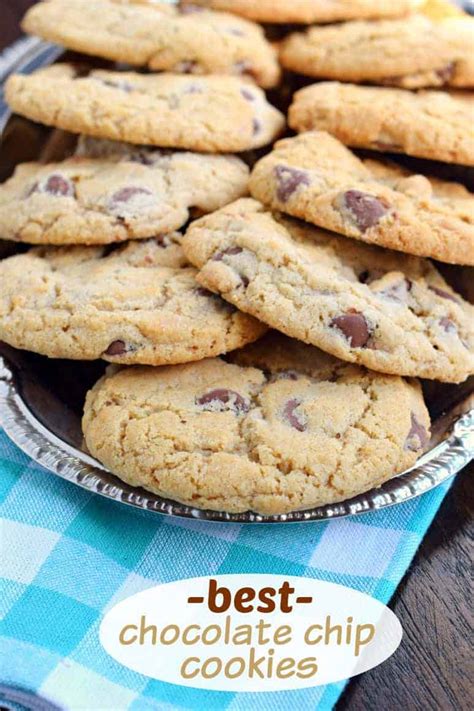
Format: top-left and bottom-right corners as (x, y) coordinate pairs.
(0, 139), (249, 245)
(82, 332), (430, 514)
(182, 199), (474, 383)
(5, 65), (285, 152)
(289, 82), (474, 166)
(181, 0), (423, 24)
(249, 132), (474, 265)
(280, 15), (474, 89)
(22, 0), (280, 88)
(0, 237), (266, 363)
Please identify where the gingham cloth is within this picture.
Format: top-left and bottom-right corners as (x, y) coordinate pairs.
(0, 429), (453, 711)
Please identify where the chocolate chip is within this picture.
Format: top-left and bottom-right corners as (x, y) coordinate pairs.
(283, 399), (307, 432)
(130, 148), (172, 166)
(212, 246), (243, 261)
(234, 60), (256, 80)
(179, 2), (204, 13)
(174, 60), (198, 74)
(274, 165), (310, 202)
(104, 340), (128, 356)
(252, 118), (261, 135)
(378, 278), (412, 303)
(155, 234), (172, 248)
(330, 310), (371, 348)
(196, 389), (249, 414)
(440, 317), (457, 333)
(405, 412), (429, 452)
(99, 78), (133, 92)
(31, 174), (75, 198)
(241, 88), (255, 101)
(429, 285), (459, 303)
(342, 190), (389, 232)
(194, 287), (236, 311)
(271, 370), (298, 382)
(436, 62), (455, 84)
(111, 186), (152, 204)
(195, 287), (215, 298)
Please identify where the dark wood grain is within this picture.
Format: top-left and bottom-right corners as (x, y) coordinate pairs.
(2, 3), (473, 710)
(338, 465), (473, 711)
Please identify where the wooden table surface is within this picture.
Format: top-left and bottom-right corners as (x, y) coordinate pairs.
(1, 4), (472, 710)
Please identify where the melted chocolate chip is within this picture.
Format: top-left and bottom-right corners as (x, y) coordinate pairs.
(33, 174), (75, 198)
(274, 165), (310, 202)
(179, 2), (204, 13)
(234, 60), (256, 80)
(271, 370), (298, 382)
(378, 278), (412, 303)
(213, 246), (243, 261)
(155, 234), (172, 248)
(99, 78), (133, 92)
(104, 340), (128, 356)
(330, 310), (371, 348)
(175, 60), (198, 74)
(111, 186), (152, 204)
(283, 399), (307, 432)
(405, 412), (429, 452)
(342, 190), (389, 232)
(196, 389), (249, 414)
(252, 118), (261, 135)
(429, 285), (459, 303)
(440, 317), (457, 333)
(436, 62), (455, 84)
(195, 287), (215, 298)
(241, 88), (255, 101)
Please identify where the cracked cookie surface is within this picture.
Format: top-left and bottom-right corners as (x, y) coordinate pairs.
(23, 0), (280, 88)
(0, 138), (249, 245)
(182, 198), (474, 383)
(82, 331), (430, 514)
(180, 0), (423, 24)
(5, 64), (285, 152)
(280, 15), (474, 88)
(289, 81), (474, 165)
(0, 236), (266, 363)
(249, 132), (474, 265)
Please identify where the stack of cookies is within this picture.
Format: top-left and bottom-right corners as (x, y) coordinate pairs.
(0, 0), (472, 515)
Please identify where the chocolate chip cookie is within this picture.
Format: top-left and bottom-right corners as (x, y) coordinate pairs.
(0, 139), (249, 245)
(180, 0), (423, 24)
(0, 237), (266, 363)
(249, 132), (474, 265)
(280, 15), (474, 88)
(5, 64), (285, 152)
(23, 0), (280, 88)
(289, 82), (474, 165)
(82, 331), (430, 514)
(182, 198), (474, 383)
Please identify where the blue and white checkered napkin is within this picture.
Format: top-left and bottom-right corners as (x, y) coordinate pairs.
(0, 428), (453, 710)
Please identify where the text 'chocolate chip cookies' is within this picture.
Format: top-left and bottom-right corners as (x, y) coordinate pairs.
(249, 132), (474, 265)
(5, 65), (285, 152)
(0, 138), (249, 245)
(22, 0), (280, 88)
(182, 199), (474, 383)
(0, 237), (266, 364)
(82, 332), (430, 515)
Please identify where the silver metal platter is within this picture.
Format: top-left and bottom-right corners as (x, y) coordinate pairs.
(0, 38), (473, 523)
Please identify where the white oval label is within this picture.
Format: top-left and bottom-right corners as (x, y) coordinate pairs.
(100, 574), (402, 691)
